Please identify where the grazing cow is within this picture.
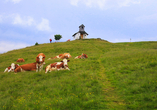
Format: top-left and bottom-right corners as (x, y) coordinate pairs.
(14, 53), (46, 73)
(4, 63), (19, 73)
(75, 53), (88, 59)
(16, 58), (25, 62)
(48, 53), (71, 60)
(45, 59), (70, 73)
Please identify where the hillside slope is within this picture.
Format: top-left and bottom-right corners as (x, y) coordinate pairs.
(0, 39), (157, 109)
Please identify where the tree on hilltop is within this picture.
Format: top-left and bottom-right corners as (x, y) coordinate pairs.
(54, 34), (62, 42)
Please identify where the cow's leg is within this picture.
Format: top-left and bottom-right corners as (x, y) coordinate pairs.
(39, 64), (44, 71)
(14, 66), (22, 73)
(57, 68), (60, 71)
(36, 64), (39, 72)
(50, 67), (57, 71)
(45, 65), (51, 73)
(8, 68), (12, 72)
(4, 68), (8, 73)
(66, 67), (70, 70)
(74, 56), (78, 59)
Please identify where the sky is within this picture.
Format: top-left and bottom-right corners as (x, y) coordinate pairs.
(0, 0), (157, 53)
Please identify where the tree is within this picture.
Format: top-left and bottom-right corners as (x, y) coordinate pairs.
(35, 42), (39, 46)
(54, 34), (62, 42)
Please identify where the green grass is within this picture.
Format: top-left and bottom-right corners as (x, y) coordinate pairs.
(0, 39), (157, 109)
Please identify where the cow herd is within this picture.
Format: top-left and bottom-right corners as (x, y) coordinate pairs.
(4, 53), (88, 74)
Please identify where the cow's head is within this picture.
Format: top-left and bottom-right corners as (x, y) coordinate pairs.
(15, 64), (19, 68)
(84, 54), (88, 58)
(61, 58), (70, 68)
(8, 63), (16, 72)
(36, 53), (46, 63)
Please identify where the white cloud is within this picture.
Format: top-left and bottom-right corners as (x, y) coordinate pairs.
(0, 41), (29, 53)
(70, 0), (79, 6)
(70, 0), (107, 9)
(12, 14), (52, 32)
(12, 14), (34, 26)
(85, 0), (107, 9)
(5, 0), (21, 4)
(37, 18), (52, 32)
(118, 0), (141, 7)
(12, 0), (21, 4)
(70, 0), (141, 9)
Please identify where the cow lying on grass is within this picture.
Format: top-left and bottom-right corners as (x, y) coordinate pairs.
(48, 53), (72, 60)
(48, 54), (63, 60)
(14, 53), (46, 73)
(16, 58), (25, 62)
(75, 53), (88, 59)
(60, 53), (72, 59)
(4, 63), (19, 73)
(45, 58), (70, 73)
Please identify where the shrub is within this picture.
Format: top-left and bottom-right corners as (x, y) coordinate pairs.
(35, 42), (39, 46)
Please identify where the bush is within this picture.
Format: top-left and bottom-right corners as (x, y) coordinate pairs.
(54, 34), (62, 41)
(35, 42), (39, 46)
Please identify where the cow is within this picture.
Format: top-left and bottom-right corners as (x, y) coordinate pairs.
(4, 63), (19, 73)
(45, 59), (70, 73)
(60, 53), (72, 59)
(48, 53), (71, 60)
(14, 53), (46, 73)
(75, 53), (88, 59)
(16, 58), (25, 62)
(48, 54), (63, 60)
(36, 53), (46, 64)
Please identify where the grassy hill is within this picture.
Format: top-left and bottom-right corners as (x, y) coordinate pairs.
(0, 39), (157, 110)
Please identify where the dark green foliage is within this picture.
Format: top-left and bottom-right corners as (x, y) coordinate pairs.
(54, 34), (62, 41)
(35, 42), (39, 46)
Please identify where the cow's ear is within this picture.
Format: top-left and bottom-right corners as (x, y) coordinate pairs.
(68, 60), (70, 62)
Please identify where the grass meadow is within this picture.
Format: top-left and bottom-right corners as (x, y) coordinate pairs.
(0, 39), (157, 109)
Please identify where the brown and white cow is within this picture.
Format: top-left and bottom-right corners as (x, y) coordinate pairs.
(45, 59), (70, 73)
(4, 63), (19, 73)
(75, 53), (88, 59)
(16, 58), (25, 62)
(48, 53), (71, 60)
(48, 54), (63, 60)
(14, 53), (46, 73)
(14, 62), (37, 72)
(60, 53), (72, 59)
(36, 53), (46, 71)
(36, 53), (46, 63)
